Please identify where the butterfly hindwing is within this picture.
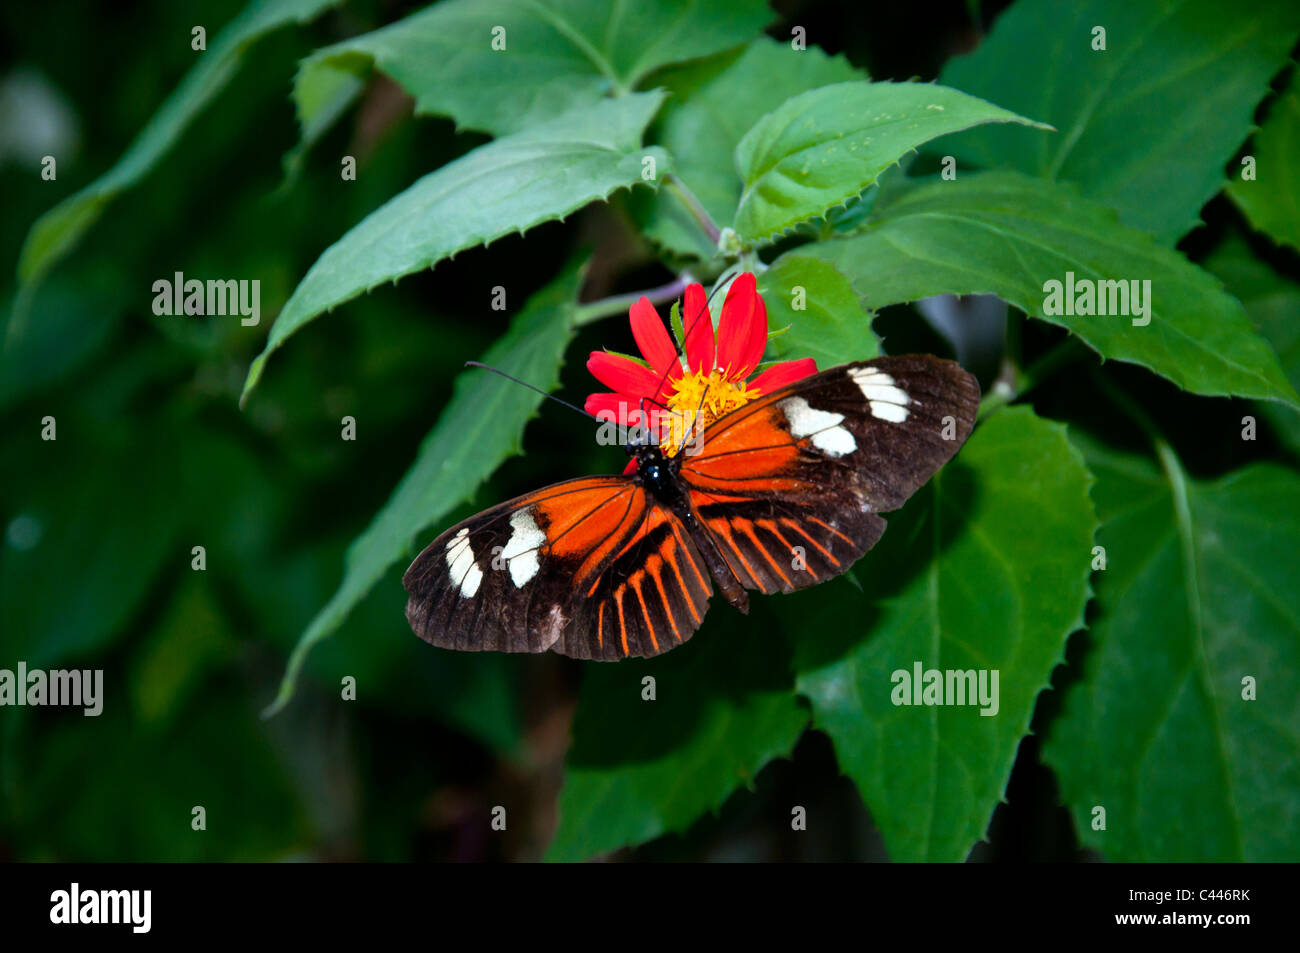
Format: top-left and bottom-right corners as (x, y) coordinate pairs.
(679, 355), (979, 593)
(403, 476), (713, 659)
(689, 491), (886, 595)
(555, 502), (713, 660)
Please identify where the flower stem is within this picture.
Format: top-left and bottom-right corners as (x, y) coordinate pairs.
(574, 276), (691, 327)
(664, 175), (721, 245)
(977, 336), (1087, 419)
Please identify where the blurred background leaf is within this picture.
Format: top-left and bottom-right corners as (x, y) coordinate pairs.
(16, 0), (344, 292)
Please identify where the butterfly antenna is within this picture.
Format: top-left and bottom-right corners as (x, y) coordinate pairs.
(464, 361), (599, 422)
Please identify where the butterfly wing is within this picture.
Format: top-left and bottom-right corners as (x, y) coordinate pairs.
(554, 496), (714, 660)
(678, 355), (979, 594)
(402, 475), (712, 659)
(404, 355), (976, 656)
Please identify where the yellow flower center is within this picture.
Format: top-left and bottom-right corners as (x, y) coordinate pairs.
(659, 368), (760, 457)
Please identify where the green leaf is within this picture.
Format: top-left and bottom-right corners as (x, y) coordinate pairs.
(16, 0), (342, 290)
(731, 81), (1047, 244)
(264, 259), (586, 716)
(640, 37), (862, 259)
(243, 93), (667, 400)
(939, 0), (1300, 245)
(282, 50), (369, 180)
(1227, 70), (1300, 253)
(546, 615), (808, 861)
(756, 255), (880, 367)
(792, 407), (1097, 861)
(669, 298), (686, 347)
(292, 0), (771, 141)
(1044, 440), (1300, 860)
(809, 172), (1299, 407)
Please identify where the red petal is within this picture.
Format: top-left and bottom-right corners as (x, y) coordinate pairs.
(629, 297), (682, 382)
(749, 358), (818, 395)
(585, 392), (637, 425)
(587, 350), (663, 400)
(681, 283), (715, 373)
(716, 272), (767, 379)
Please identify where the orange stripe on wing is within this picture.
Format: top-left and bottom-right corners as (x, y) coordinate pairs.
(585, 504), (674, 598)
(668, 520), (710, 599)
(680, 491), (753, 505)
(779, 517), (838, 564)
(570, 492), (645, 589)
(807, 516), (854, 546)
(686, 473), (807, 495)
(615, 587), (629, 656)
(708, 518), (762, 588)
(630, 573), (658, 652)
(737, 520), (793, 589)
(646, 554), (682, 643)
(759, 518), (819, 580)
(687, 444), (800, 480)
(662, 534), (703, 625)
(612, 506), (672, 562)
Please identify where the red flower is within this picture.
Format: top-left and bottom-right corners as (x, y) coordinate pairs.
(585, 272), (817, 459)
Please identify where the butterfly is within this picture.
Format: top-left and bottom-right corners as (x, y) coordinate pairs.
(403, 353), (980, 659)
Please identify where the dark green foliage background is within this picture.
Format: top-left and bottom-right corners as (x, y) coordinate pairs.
(2, 0), (1297, 861)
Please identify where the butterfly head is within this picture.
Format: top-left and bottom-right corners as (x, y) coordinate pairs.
(624, 424), (682, 500)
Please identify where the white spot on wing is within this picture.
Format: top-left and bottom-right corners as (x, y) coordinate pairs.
(780, 396), (856, 457)
(849, 366), (911, 422)
(869, 401), (909, 423)
(445, 527), (482, 598)
(502, 508), (546, 588)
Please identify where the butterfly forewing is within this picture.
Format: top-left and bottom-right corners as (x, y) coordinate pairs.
(405, 476), (633, 653)
(403, 476), (712, 659)
(679, 355), (979, 592)
(683, 356), (978, 507)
